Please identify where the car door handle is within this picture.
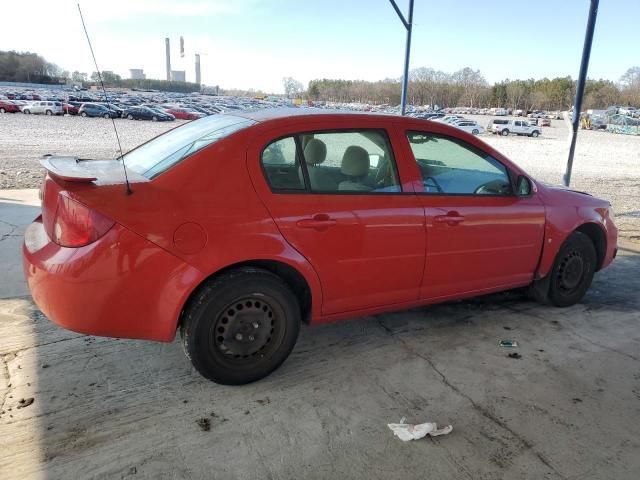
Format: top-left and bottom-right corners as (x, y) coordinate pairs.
(296, 214), (337, 229)
(434, 213), (465, 225)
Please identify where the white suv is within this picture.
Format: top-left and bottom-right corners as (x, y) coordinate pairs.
(490, 119), (541, 137)
(22, 101), (64, 116)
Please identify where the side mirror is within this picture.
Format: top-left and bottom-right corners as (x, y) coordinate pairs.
(516, 175), (533, 197)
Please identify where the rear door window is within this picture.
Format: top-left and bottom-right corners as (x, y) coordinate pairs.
(261, 137), (305, 191)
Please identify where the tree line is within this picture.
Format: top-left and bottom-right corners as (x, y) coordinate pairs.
(0, 51), (65, 84)
(307, 66), (640, 110)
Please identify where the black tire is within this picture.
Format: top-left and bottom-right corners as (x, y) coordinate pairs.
(127, 114), (134, 120)
(542, 232), (597, 307)
(103, 113), (109, 119)
(24, 109), (31, 114)
(472, 128), (479, 135)
(0, 108), (5, 113)
(46, 110), (52, 116)
(152, 116), (158, 122)
(180, 267), (301, 385)
(531, 130), (540, 137)
(501, 129), (509, 136)
(81, 112), (87, 117)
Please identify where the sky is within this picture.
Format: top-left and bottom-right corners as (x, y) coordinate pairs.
(1, 0), (638, 93)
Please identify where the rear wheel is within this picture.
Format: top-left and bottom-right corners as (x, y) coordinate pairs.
(24, 109), (31, 114)
(501, 129), (509, 136)
(152, 116), (158, 122)
(81, 112), (87, 117)
(103, 113), (110, 119)
(180, 267), (301, 385)
(0, 108), (5, 113)
(532, 232), (597, 307)
(472, 128), (479, 135)
(46, 110), (52, 116)
(127, 114), (134, 120)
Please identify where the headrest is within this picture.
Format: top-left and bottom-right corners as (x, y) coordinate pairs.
(304, 139), (327, 165)
(340, 146), (369, 177)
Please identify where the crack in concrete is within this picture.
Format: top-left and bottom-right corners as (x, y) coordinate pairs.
(375, 317), (568, 480)
(0, 353), (14, 415)
(1, 336), (80, 357)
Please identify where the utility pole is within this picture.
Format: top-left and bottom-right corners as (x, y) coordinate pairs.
(564, 0), (599, 187)
(388, 0), (414, 115)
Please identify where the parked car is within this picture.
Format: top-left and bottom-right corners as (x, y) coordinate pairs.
(63, 103), (80, 115)
(490, 119), (541, 137)
(24, 110), (617, 385)
(124, 106), (175, 121)
(78, 103), (119, 118)
(0, 100), (21, 113)
(451, 120), (485, 135)
(540, 118), (551, 127)
(22, 101), (63, 115)
(164, 107), (205, 120)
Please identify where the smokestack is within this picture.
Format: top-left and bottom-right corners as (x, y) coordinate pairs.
(195, 54), (201, 85)
(180, 36), (185, 58)
(165, 37), (171, 81)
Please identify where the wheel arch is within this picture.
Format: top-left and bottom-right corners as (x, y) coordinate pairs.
(575, 222), (607, 271)
(178, 258), (316, 331)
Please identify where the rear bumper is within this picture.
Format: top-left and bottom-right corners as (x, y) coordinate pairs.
(23, 217), (204, 342)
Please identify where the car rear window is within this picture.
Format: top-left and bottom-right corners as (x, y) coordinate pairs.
(123, 114), (255, 178)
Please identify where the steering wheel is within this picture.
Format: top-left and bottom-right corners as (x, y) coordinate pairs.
(423, 176), (443, 193)
(375, 156), (389, 185)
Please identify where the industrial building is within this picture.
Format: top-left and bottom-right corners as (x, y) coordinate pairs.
(129, 69), (146, 80)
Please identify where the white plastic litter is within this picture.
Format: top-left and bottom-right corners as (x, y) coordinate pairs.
(387, 417), (453, 441)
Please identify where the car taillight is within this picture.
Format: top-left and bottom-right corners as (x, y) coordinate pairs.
(52, 192), (115, 247)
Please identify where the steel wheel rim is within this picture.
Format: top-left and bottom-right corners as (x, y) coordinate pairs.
(557, 250), (585, 292)
(209, 295), (284, 364)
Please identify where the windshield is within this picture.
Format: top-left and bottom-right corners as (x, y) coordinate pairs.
(123, 114), (255, 178)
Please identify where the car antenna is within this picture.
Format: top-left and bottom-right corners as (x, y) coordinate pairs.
(77, 3), (132, 195)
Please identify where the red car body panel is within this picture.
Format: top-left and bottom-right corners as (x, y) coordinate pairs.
(23, 110), (617, 342)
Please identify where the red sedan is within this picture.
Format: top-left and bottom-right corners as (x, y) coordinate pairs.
(23, 110), (617, 384)
(163, 107), (204, 120)
(0, 100), (22, 113)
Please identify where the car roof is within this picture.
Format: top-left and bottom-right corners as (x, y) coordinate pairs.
(229, 107), (401, 124)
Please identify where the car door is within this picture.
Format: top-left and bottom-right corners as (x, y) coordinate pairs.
(248, 123), (426, 316)
(401, 129), (546, 300)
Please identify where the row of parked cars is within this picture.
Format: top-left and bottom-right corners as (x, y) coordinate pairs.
(0, 87), (289, 122)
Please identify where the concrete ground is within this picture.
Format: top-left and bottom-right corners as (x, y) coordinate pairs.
(1, 190), (639, 480)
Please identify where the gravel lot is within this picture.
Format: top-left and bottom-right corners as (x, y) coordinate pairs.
(0, 112), (638, 239)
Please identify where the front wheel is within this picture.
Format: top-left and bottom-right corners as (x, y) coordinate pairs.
(81, 112), (87, 117)
(103, 113), (110, 119)
(46, 110), (52, 116)
(472, 129), (479, 135)
(127, 114), (134, 120)
(180, 267), (301, 385)
(531, 130), (540, 137)
(24, 109), (31, 114)
(0, 108), (5, 113)
(152, 116), (158, 122)
(537, 232), (597, 307)
(501, 129), (509, 136)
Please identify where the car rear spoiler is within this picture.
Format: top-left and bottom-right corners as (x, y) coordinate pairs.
(40, 155), (148, 185)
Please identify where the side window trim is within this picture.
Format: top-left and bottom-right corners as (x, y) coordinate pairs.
(405, 130), (515, 197)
